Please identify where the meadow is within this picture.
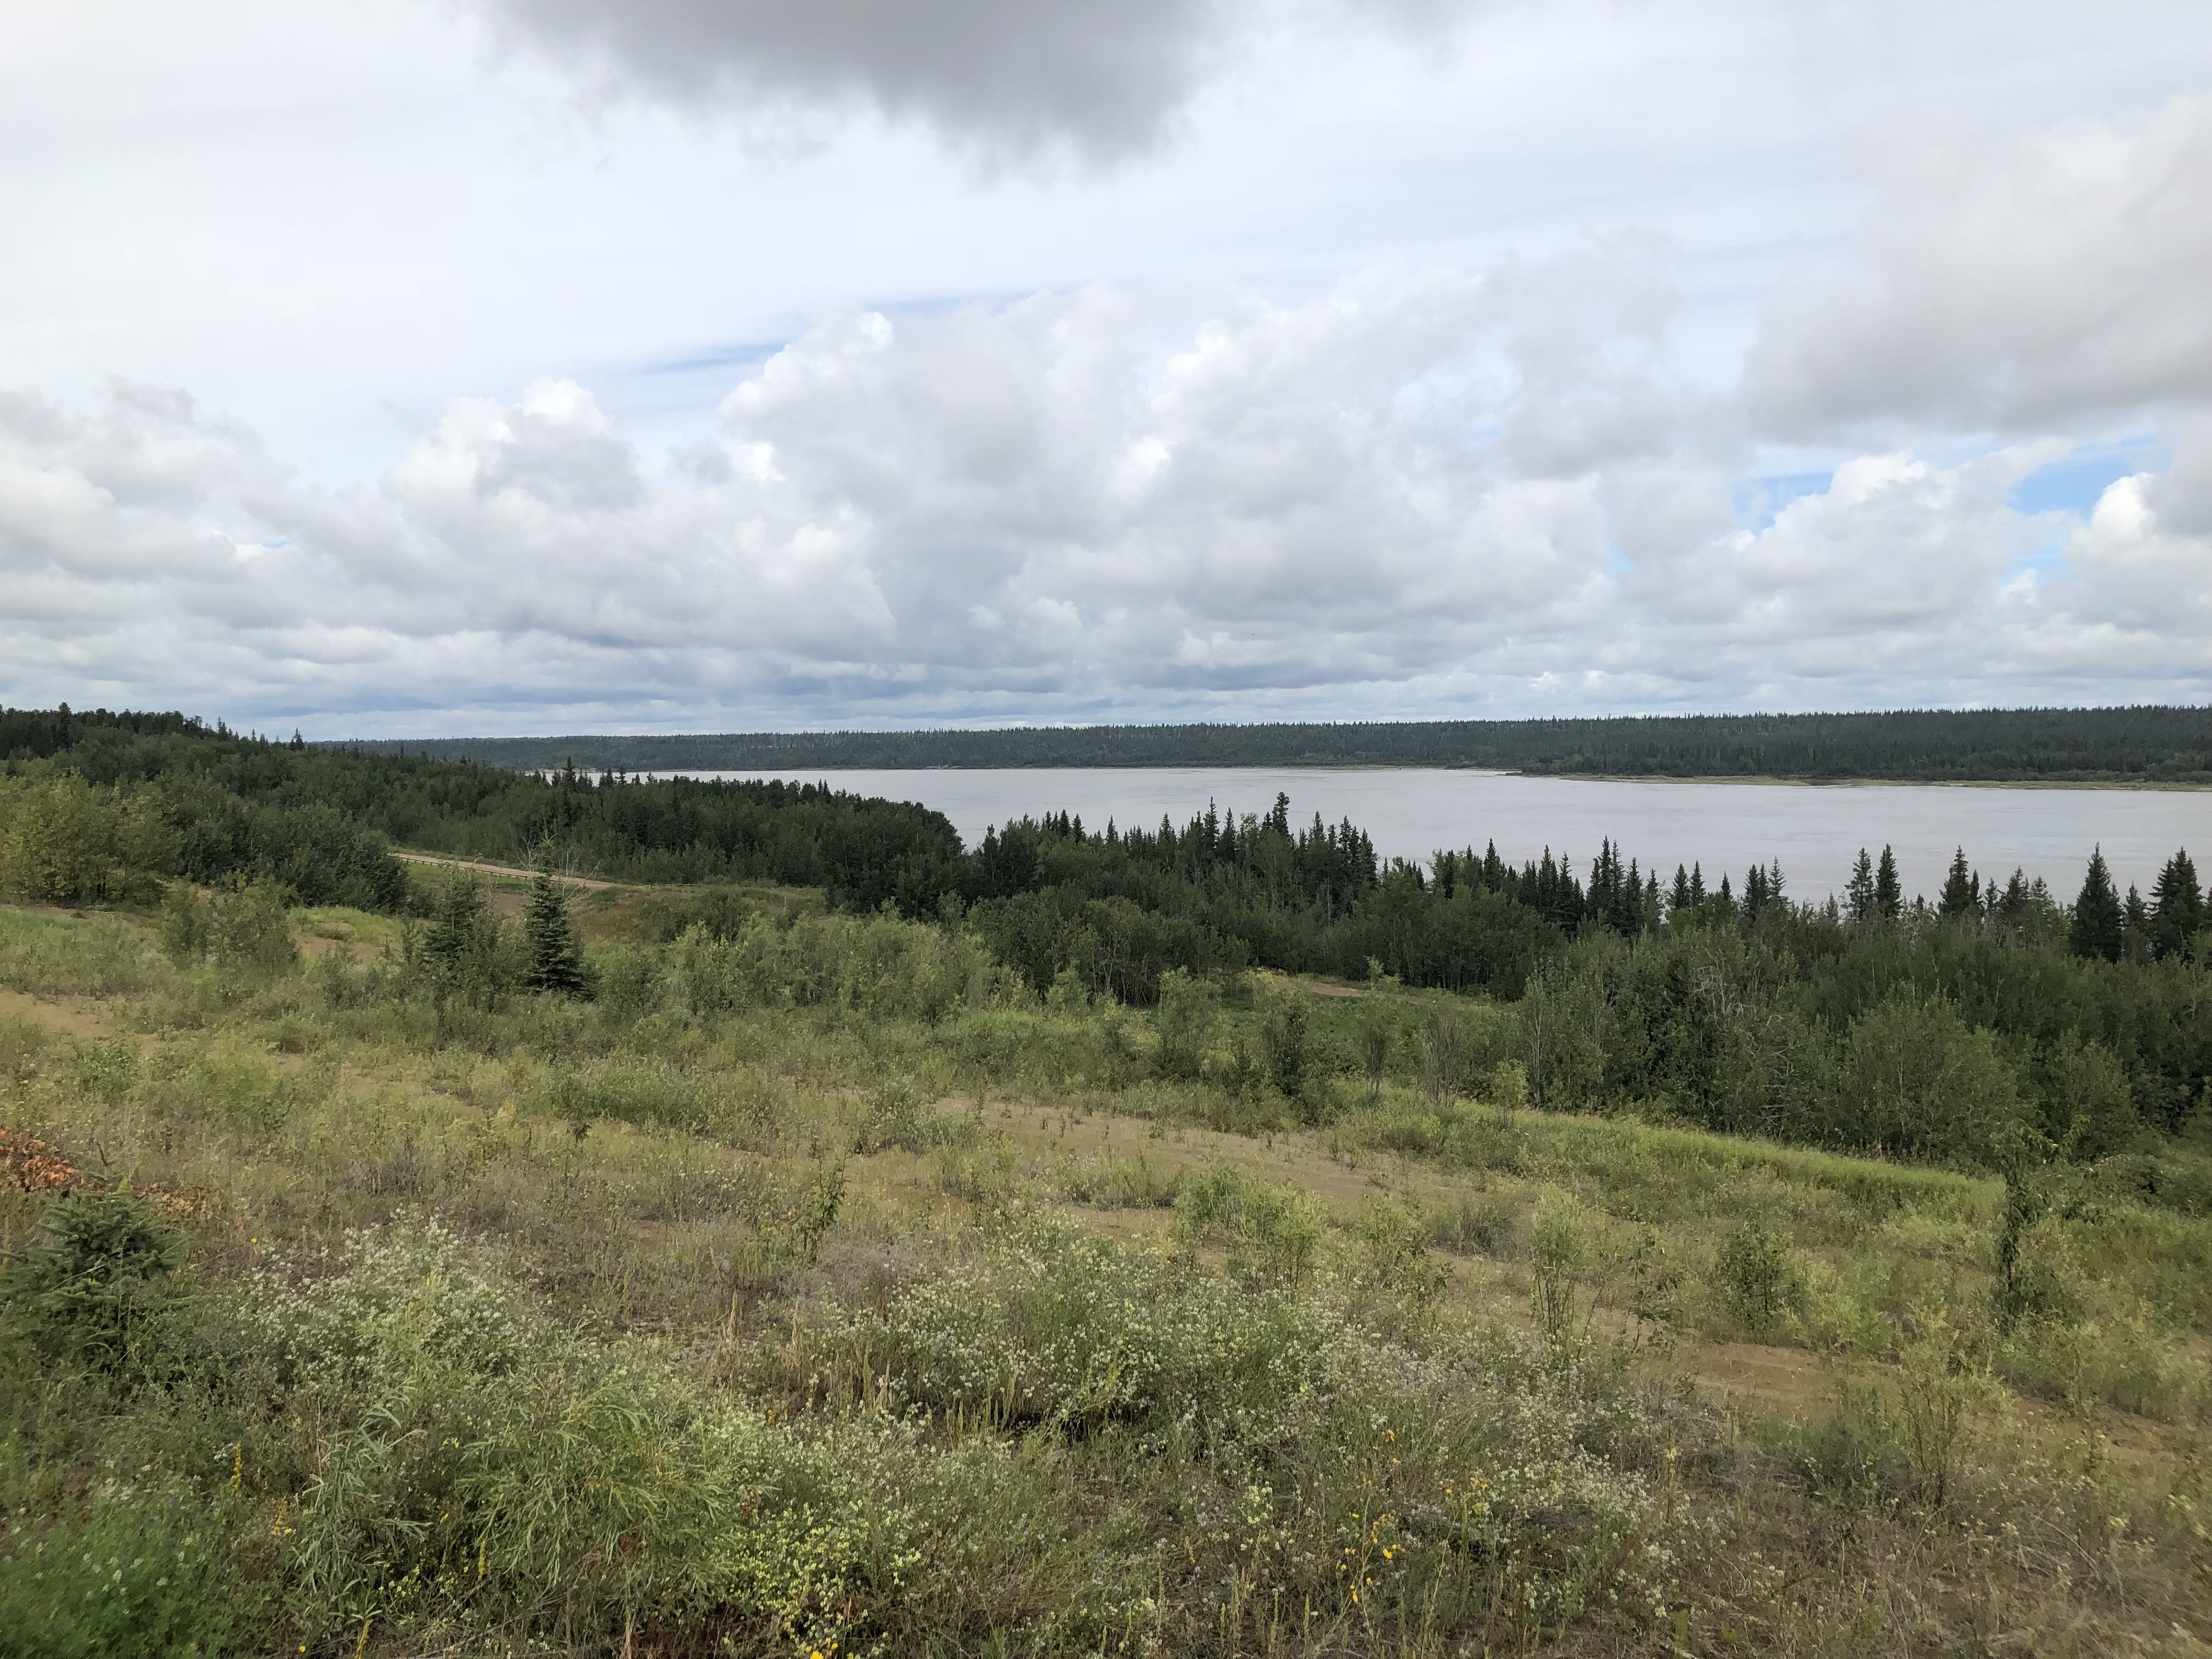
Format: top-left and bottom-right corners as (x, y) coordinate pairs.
(2, 868), (2209, 1657)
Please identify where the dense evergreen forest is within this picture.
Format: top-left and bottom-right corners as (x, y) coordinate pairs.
(4, 703), (2208, 1170)
(351, 704), (2212, 782)
(0, 705), (960, 907)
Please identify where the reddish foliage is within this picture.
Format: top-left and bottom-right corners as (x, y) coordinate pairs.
(0, 1126), (217, 1219)
(0, 1126), (77, 1194)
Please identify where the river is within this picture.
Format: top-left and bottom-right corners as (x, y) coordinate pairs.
(630, 768), (2205, 901)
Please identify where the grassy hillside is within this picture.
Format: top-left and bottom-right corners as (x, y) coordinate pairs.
(2, 883), (2209, 1656)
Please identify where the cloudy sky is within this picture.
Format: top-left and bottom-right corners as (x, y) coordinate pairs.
(5, 0), (2211, 736)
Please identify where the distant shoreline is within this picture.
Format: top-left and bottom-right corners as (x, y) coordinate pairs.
(580, 764), (2212, 793)
(331, 706), (2212, 789)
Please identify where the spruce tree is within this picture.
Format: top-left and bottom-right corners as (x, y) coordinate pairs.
(2069, 846), (2124, 963)
(1669, 863), (1692, 915)
(1846, 848), (1876, 923)
(1743, 862), (1769, 917)
(422, 877), (489, 974)
(523, 865), (587, 996)
(1938, 847), (1977, 918)
(1875, 845), (1902, 920)
(2148, 848), (2204, 959)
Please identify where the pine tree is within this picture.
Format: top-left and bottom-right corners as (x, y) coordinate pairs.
(1689, 862), (1706, 905)
(2124, 884), (2149, 959)
(2148, 848), (2204, 960)
(523, 865), (587, 996)
(1875, 845), (1902, 921)
(2069, 846), (2124, 963)
(1938, 847), (1977, 918)
(1669, 862), (1692, 915)
(1846, 848), (1876, 923)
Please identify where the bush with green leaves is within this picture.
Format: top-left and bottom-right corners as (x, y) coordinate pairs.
(1258, 981), (1311, 1099)
(157, 878), (296, 975)
(0, 1483), (238, 1659)
(1150, 966), (1217, 1082)
(1057, 1153), (1183, 1209)
(1528, 1192), (1589, 1350)
(0, 773), (174, 907)
(1832, 991), (2030, 1164)
(1171, 1163), (1328, 1290)
(672, 909), (1000, 1024)
(814, 1211), (1350, 1440)
(234, 1223), (923, 1651)
(1713, 1223), (1805, 1337)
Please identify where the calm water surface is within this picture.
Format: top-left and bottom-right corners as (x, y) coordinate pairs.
(662, 768), (2208, 901)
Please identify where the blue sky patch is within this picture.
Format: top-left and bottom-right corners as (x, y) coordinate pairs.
(2007, 438), (2162, 518)
(1731, 471), (1832, 533)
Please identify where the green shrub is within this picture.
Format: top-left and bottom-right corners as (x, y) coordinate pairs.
(1172, 1164), (1327, 1290)
(1713, 1224), (1805, 1336)
(1425, 1188), (1525, 1257)
(156, 884), (211, 967)
(1528, 1192), (1588, 1348)
(1058, 1154), (1183, 1209)
(207, 882), (295, 975)
(2, 1190), (184, 1383)
(817, 1211), (1346, 1440)
(1152, 968), (1216, 1082)
(851, 1076), (943, 1154)
(1258, 983), (1310, 1100)
(1420, 1007), (1470, 1101)
(933, 1139), (1021, 1210)
(1346, 1194), (1448, 1324)
(0, 1487), (238, 1659)
(1833, 992), (2029, 1165)
(1894, 1304), (1985, 1508)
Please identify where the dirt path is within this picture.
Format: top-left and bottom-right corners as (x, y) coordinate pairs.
(394, 852), (622, 890)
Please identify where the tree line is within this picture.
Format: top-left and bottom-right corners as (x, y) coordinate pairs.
(337, 704), (2212, 782)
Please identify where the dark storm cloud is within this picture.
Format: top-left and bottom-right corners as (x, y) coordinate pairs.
(481, 0), (1475, 160)
(484, 0), (1234, 159)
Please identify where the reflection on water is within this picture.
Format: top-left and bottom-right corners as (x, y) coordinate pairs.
(654, 768), (2207, 900)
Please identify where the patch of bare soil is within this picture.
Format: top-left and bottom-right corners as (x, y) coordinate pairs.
(1688, 1340), (1831, 1419)
(395, 852), (620, 890)
(0, 986), (137, 1045)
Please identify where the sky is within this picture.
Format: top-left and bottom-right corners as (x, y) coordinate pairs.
(3, 0), (2210, 737)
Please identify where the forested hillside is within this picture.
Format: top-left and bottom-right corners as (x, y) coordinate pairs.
(6, 704), (2207, 1177)
(1, 706), (959, 906)
(351, 704), (2212, 782)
